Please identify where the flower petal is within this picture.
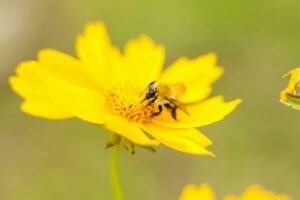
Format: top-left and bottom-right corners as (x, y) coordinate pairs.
(280, 68), (300, 110)
(179, 184), (215, 200)
(76, 22), (123, 91)
(123, 35), (165, 90)
(105, 116), (159, 146)
(9, 61), (72, 119)
(41, 76), (110, 124)
(38, 49), (99, 91)
(223, 185), (289, 200)
(10, 77), (71, 119)
(141, 123), (214, 156)
(152, 96), (241, 129)
(10, 57), (109, 123)
(181, 81), (213, 104)
(160, 53), (223, 103)
(21, 99), (72, 119)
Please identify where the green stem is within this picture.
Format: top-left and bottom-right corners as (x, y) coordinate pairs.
(111, 145), (124, 200)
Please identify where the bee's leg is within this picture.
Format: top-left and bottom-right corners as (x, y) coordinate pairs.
(163, 102), (172, 109)
(151, 105), (162, 117)
(171, 107), (177, 120)
(140, 96), (147, 103)
(146, 96), (157, 106)
(164, 102), (177, 120)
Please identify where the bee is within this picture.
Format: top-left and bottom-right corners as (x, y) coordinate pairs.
(141, 81), (188, 120)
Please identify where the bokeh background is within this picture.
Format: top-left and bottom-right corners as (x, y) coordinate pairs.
(1, 0), (300, 199)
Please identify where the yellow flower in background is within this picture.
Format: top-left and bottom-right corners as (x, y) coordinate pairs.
(223, 185), (289, 200)
(179, 184), (215, 200)
(9, 22), (240, 156)
(179, 184), (289, 200)
(280, 68), (300, 110)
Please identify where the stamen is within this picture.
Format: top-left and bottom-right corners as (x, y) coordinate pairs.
(107, 86), (155, 123)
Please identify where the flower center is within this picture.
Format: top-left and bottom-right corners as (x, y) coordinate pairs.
(107, 85), (155, 123)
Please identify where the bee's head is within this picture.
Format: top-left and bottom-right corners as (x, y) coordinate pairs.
(142, 81), (158, 102)
(146, 87), (157, 99)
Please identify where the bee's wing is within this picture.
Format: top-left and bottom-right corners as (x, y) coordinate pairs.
(177, 103), (189, 115)
(168, 98), (189, 116)
(169, 82), (186, 97)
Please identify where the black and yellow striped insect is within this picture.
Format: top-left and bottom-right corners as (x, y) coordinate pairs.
(141, 81), (188, 120)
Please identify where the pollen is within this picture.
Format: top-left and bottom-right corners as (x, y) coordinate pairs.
(107, 86), (155, 123)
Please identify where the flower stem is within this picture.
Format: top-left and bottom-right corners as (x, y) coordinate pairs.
(111, 145), (124, 200)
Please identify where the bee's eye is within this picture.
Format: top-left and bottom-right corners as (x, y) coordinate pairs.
(147, 88), (156, 98)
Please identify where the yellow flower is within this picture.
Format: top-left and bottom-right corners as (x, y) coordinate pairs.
(179, 184), (215, 200)
(179, 184), (289, 200)
(280, 68), (300, 110)
(9, 22), (240, 156)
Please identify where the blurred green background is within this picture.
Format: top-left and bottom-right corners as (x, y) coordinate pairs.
(1, 0), (300, 199)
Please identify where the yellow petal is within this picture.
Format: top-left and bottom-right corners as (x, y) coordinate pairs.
(153, 96), (241, 129)
(180, 82), (213, 103)
(10, 68), (45, 100)
(21, 100), (72, 119)
(223, 185), (290, 200)
(42, 76), (110, 124)
(160, 53), (223, 103)
(105, 116), (159, 146)
(76, 22), (123, 91)
(123, 35), (165, 90)
(179, 184), (215, 200)
(38, 49), (99, 91)
(9, 62), (72, 119)
(141, 123), (214, 156)
(238, 185), (290, 200)
(280, 68), (300, 101)
(10, 58), (108, 123)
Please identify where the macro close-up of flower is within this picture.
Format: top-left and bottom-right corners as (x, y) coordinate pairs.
(178, 184), (289, 200)
(4, 1), (300, 199)
(9, 22), (240, 156)
(280, 68), (300, 111)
